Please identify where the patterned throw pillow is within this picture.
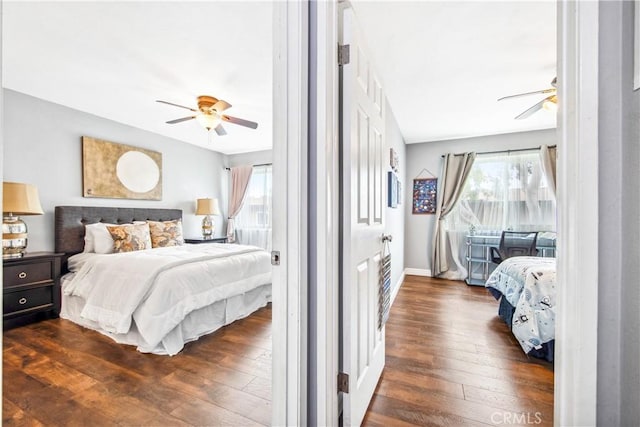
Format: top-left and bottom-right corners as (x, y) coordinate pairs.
(148, 220), (185, 248)
(107, 223), (152, 253)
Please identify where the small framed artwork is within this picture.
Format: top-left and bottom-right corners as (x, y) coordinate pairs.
(388, 172), (398, 208)
(412, 178), (437, 214)
(396, 180), (402, 205)
(389, 148), (399, 172)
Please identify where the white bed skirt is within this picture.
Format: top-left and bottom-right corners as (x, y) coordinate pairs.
(60, 278), (271, 356)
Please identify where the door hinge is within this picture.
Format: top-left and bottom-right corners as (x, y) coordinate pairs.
(338, 372), (349, 393)
(271, 250), (280, 266)
(338, 44), (350, 66)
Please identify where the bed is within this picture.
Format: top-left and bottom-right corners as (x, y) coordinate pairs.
(54, 206), (272, 356)
(485, 256), (556, 361)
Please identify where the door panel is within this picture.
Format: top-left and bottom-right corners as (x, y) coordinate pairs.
(340, 6), (386, 426)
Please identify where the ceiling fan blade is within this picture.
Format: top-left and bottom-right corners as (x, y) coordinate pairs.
(222, 115), (258, 129)
(498, 88), (556, 102)
(515, 98), (547, 120)
(214, 124), (227, 136)
(166, 116), (196, 124)
(156, 100), (197, 112)
(211, 100), (232, 113)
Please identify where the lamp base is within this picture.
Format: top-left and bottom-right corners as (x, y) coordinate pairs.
(202, 215), (214, 240)
(3, 215), (28, 259)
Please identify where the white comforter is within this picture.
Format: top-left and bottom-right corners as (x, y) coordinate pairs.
(63, 244), (271, 353)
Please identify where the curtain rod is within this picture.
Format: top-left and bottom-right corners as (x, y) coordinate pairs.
(440, 145), (556, 158)
(224, 162), (272, 171)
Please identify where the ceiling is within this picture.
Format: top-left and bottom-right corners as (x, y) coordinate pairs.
(351, 0), (557, 143)
(2, 1), (556, 154)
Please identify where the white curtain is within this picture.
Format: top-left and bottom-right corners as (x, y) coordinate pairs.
(235, 165), (272, 251)
(539, 145), (557, 199)
(226, 165), (253, 243)
(445, 151), (557, 280)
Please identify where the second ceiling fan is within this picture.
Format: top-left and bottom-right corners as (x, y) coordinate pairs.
(157, 95), (258, 135)
(498, 77), (558, 120)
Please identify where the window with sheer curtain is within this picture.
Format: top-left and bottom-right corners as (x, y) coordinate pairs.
(441, 151), (556, 280)
(447, 151), (556, 233)
(234, 165), (272, 251)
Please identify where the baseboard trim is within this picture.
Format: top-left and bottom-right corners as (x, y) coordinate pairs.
(403, 268), (432, 277)
(390, 272), (405, 307)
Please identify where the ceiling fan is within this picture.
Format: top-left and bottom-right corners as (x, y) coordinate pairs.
(156, 95), (258, 136)
(498, 77), (558, 120)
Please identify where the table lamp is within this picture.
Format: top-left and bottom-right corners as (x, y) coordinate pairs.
(3, 182), (44, 259)
(195, 198), (221, 239)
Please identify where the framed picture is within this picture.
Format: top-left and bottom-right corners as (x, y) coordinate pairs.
(412, 178), (437, 214)
(388, 172), (398, 208)
(389, 148), (399, 172)
(82, 136), (163, 200)
(396, 180), (402, 205)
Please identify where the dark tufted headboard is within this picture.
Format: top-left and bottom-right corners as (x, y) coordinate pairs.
(55, 206), (182, 267)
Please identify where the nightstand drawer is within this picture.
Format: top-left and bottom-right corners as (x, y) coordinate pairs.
(3, 285), (54, 317)
(4, 261), (53, 287)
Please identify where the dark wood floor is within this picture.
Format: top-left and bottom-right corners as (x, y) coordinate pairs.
(363, 275), (554, 427)
(4, 277), (553, 426)
(3, 305), (272, 426)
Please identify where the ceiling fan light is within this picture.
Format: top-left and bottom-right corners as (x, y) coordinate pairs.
(195, 113), (220, 131)
(542, 95), (558, 113)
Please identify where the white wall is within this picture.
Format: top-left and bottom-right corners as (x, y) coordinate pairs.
(385, 101), (406, 291)
(403, 129), (557, 272)
(597, 1), (640, 424)
(226, 150), (273, 168)
(3, 89), (228, 251)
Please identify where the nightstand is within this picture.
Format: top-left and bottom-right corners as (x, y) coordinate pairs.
(3, 252), (63, 329)
(185, 237), (228, 244)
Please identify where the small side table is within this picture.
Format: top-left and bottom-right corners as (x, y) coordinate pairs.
(185, 237), (228, 244)
(3, 252), (64, 329)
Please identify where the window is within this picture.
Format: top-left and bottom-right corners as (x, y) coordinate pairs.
(447, 152), (556, 233)
(440, 151), (556, 281)
(235, 165), (272, 250)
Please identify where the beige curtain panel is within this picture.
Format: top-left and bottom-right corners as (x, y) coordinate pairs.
(431, 152), (476, 277)
(226, 165), (254, 243)
(539, 145), (557, 199)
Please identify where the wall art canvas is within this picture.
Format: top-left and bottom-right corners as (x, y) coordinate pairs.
(82, 136), (163, 200)
(412, 178), (437, 214)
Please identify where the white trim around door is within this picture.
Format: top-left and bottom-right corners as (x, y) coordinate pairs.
(555, 0), (599, 425)
(272, 2), (309, 425)
(308, 0), (340, 425)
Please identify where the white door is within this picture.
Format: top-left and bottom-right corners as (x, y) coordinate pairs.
(340, 6), (386, 426)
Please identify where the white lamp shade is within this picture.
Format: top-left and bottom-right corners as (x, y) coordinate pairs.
(195, 113), (221, 131)
(196, 198), (221, 215)
(3, 182), (44, 215)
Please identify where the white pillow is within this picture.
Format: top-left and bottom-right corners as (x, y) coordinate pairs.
(84, 222), (117, 254)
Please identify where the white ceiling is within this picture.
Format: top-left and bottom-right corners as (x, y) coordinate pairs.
(2, 1), (273, 155)
(2, 1), (556, 154)
(351, 0), (557, 143)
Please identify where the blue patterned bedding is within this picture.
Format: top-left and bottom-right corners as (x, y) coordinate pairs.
(485, 256), (556, 354)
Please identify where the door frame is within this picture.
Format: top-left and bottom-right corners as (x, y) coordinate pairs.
(307, 0), (340, 425)
(305, 0), (602, 425)
(555, 0), (599, 425)
(272, 1), (309, 425)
